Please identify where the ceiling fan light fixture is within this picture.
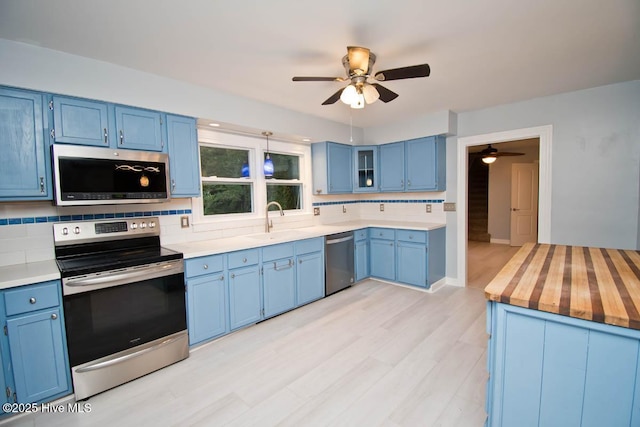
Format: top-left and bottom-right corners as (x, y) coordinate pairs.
(362, 84), (379, 104)
(350, 92), (365, 109)
(340, 84), (357, 105)
(482, 156), (497, 164)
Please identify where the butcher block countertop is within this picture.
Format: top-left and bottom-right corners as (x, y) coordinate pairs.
(485, 243), (640, 330)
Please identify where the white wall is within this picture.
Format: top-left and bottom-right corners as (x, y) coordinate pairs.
(487, 146), (540, 241)
(0, 39), (364, 144)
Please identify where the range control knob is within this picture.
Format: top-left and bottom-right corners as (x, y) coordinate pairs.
(149, 221), (156, 228)
(140, 222), (147, 229)
(73, 227), (80, 235)
(62, 227), (69, 236)
(131, 222), (138, 230)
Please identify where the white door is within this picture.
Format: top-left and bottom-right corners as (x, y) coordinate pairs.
(510, 163), (538, 246)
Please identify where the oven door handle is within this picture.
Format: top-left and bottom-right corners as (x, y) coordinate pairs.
(65, 261), (182, 289)
(75, 334), (183, 374)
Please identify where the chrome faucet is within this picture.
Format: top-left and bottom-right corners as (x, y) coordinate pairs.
(265, 201), (284, 232)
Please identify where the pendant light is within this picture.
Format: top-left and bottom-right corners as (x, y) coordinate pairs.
(262, 131), (274, 178)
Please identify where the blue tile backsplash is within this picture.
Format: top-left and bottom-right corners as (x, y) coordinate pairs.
(0, 209), (192, 226)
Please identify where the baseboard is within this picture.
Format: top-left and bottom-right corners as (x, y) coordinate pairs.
(368, 277), (450, 293)
(490, 238), (510, 245)
(445, 277), (463, 287)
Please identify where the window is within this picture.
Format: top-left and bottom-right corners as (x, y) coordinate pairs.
(265, 152), (302, 211)
(200, 146), (253, 216)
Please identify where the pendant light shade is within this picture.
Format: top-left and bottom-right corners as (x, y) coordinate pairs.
(262, 131), (274, 178)
(482, 156), (497, 164)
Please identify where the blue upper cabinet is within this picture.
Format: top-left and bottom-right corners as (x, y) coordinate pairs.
(405, 136), (446, 192)
(0, 87), (51, 201)
(311, 141), (353, 194)
(353, 146), (379, 192)
(114, 105), (163, 151)
(51, 96), (111, 147)
(379, 136), (446, 192)
(379, 142), (405, 192)
(166, 114), (200, 197)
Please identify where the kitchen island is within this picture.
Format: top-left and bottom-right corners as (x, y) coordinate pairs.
(484, 243), (640, 427)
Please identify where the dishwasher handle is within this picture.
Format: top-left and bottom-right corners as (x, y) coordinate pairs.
(326, 235), (354, 245)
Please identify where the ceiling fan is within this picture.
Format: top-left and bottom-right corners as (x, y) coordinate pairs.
(292, 46), (430, 109)
(473, 144), (524, 164)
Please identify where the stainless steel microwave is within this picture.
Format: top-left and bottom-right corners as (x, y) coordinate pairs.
(52, 145), (170, 206)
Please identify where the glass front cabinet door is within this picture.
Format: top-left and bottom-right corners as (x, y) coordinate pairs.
(353, 146), (378, 193)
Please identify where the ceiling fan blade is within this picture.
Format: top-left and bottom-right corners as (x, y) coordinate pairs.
(321, 88), (345, 105)
(371, 84), (399, 103)
(347, 46), (371, 74)
(374, 64), (430, 81)
(292, 76), (345, 82)
(495, 152), (524, 157)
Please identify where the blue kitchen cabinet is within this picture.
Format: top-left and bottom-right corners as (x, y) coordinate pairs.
(379, 136), (446, 192)
(369, 228), (396, 281)
(354, 229), (369, 282)
(262, 243), (296, 318)
(311, 141), (353, 194)
(0, 280), (71, 409)
(396, 240), (427, 288)
(353, 146), (379, 192)
(114, 105), (164, 151)
(51, 95), (111, 147)
(186, 273), (227, 346)
(487, 302), (640, 427)
(379, 142), (405, 192)
(166, 114), (200, 197)
(0, 87), (51, 200)
(295, 238), (325, 306)
(228, 249), (262, 330)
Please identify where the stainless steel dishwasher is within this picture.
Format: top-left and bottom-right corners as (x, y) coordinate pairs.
(325, 231), (355, 295)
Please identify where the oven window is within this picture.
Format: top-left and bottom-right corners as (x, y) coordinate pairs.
(64, 273), (186, 367)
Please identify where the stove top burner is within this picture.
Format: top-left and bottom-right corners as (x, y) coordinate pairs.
(53, 217), (183, 278)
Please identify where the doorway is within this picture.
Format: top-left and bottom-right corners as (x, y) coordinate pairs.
(456, 125), (552, 287)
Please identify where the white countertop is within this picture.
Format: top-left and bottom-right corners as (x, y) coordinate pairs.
(0, 221), (445, 289)
(165, 220), (445, 259)
(0, 260), (61, 290)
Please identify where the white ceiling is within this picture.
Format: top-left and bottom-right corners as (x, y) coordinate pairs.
(0, 0), (639, 128)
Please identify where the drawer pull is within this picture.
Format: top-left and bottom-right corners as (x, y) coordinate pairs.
(243, 257), (247, 263)
(51, 313), (58, 320)
(29, 297), (36, 304)
(203, 264), (208, 270)
(274, 260), (293, 271)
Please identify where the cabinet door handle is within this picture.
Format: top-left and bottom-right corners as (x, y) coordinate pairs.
(119, 130), (124, 145)
(39, 177), (45, 193)
(242, 258), (247, 263)
(104, 128), (108, 144)
(29, 297), (36, 304)
(401, 180), (404, 186)
(408, 180), (411, 187)
(171, 179), (176, 191)
(220, 275), (224, 281)
(299, 259), (303, 264)
(231, 273), (235, 279)
(51, 313), (58, 320)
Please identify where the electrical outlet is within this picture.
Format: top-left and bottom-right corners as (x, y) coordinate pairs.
(342, 205), (347, 213)
(313, 207), (320, 216)
(443, 202), (456, 212)
(426, 204), (432, 213)
(379, 203), (384, 212)
(180, 216), (190, 228)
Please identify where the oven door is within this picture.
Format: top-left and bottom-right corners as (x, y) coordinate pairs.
(62, 260), (186, 368)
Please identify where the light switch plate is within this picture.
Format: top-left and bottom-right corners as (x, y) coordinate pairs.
(380, 203), (384, 212)
(342, 205), (347, 213)
(180, 216), (190, 228)
(313, 207), (320, 216)
(443, 202), (456, 212)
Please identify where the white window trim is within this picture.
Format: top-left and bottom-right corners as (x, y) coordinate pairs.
(193, 129), (312, 226)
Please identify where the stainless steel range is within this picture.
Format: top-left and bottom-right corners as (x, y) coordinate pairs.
(53, 217), (188, 400)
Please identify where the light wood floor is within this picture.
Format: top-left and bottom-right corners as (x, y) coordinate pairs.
(467, 241), (520, 289)
(7, 280), (488, 427)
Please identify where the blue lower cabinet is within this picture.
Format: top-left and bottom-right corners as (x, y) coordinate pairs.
(396, 241), (427, 287)
(354, 233), (369, 282)
(487, 302), (640, 427)
(228, 265), (262, 330)
(7, 308), (69, 403)
(370, 238), (395, 281)
(0, 280), (71, 409)
(296, 251), (324, 306)
(186, 273), (227, 345)
(263, 258), (296, 318)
